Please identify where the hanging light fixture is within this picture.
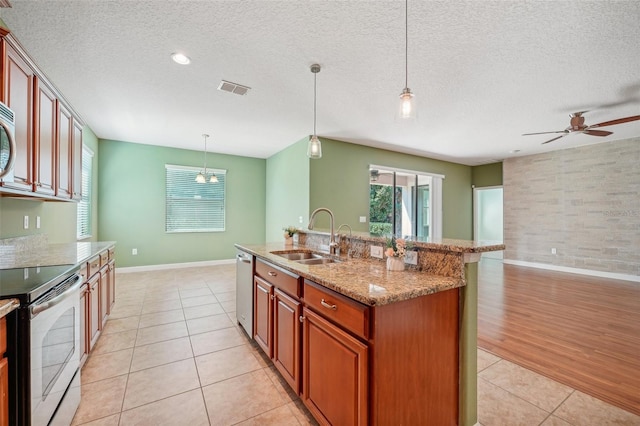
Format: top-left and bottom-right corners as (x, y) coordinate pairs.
(196, 134), (210, 183)
(308, 64), (322, 159)
(398, 0), (416, 119)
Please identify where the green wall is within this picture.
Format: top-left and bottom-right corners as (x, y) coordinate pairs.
(98, 139), (266, 267)
(265, 137), (309, 242)
(308, 138), (474, 239)
(0, 127), (100, 243)
(471, 162), (502, 188)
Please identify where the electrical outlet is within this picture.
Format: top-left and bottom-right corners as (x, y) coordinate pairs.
(551, 248), (557, 255)
(359, 216), (367, 223)
(405, 251), (418, 265)
(23, 215), (29, 229)
(36, 216), (41, 229)
(370, 245), (383, 259)
(132, 248), (138, 255)
(299, 216), (303, 224)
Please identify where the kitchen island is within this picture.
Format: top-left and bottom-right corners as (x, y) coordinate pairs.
(236, 232), (503, 426)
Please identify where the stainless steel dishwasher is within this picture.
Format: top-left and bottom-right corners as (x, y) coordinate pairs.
(235, 250), (254, 337)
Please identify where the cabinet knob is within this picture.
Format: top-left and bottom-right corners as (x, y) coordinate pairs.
(320, 299), (337, 311)
(299, 315), (305, 323)
(270, 294), (275, 300)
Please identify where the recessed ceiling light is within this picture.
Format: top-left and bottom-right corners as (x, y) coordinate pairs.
(171, 52), (191, 65)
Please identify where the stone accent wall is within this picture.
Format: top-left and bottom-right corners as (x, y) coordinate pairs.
(504, 137), (640, 277)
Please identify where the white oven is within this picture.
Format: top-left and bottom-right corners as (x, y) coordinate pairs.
(0, 101), (16, 183)
(29, 273), (82, 426)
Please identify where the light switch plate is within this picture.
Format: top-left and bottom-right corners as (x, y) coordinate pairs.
(36, 216), (41, 229)
(405, 251), (418, 265)
(23, 216), (29, 229)
(132, 248), (138, 255)
(370, 245), (383, 259)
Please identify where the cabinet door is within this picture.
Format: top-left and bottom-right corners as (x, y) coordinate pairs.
(0, 357), (7, 426)
(33, 77), (56, 195)
(79, 284), (89, 367)
(1, 41), (33, 191)
(71, 119), (82, 200)
(273, 288), (301, 393)
(253, 276), (273, 358)
(55, 102), (72, 198)
(108, 260), (116, 313)
(302, 307), (368, 426)
(99, 267), (109, 329)
(88, 274), (100, 350)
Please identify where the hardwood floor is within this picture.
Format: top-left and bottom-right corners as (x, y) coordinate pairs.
(477, 258), (640, 417)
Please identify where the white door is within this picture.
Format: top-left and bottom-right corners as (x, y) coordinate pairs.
(473, 186), (503, 260)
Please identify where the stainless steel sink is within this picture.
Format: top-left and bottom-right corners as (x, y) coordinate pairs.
(295, 257), (340, 265)
(274, 251), (323, 261)
(271, 250), (340, 265)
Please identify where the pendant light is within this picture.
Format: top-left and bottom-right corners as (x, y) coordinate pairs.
(196, 134), (210, 183)
(398, 0), (416, 119)
(308, 64), (322, 159)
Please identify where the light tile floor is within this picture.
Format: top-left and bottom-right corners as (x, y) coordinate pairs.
(72, 264), (640, 426)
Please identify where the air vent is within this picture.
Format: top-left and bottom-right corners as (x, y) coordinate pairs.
(217, 80), (251, 96)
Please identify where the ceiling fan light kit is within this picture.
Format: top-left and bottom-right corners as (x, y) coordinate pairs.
(522, 111), (640, 145)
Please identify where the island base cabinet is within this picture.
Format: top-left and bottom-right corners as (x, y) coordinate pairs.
(273, 288), (301, 393)
(253, 277), (273, 358)
(301, 307), (368, 426)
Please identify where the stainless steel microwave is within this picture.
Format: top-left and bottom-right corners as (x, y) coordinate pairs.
(0, 101), (16, 182)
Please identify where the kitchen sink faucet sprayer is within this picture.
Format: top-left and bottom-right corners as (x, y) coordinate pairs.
(307, 207), (338, 255)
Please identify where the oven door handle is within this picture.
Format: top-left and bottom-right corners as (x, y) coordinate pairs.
(30, 274), (83, 318)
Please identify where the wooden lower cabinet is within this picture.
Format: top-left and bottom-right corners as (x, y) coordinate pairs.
(79, 283), (89, 367)
(107, 260), (116, 313)
(254, 276), (273, 357)
(88, 273), (100, 350)
(99, 266), (109, 329)
(273, 288), (301, 393)
(301, 307), (368, 426)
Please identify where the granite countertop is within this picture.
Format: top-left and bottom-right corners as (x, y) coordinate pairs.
(0, 298), (19, 318)
(236, 243), (466, 306)
(0, 241), (116, 270)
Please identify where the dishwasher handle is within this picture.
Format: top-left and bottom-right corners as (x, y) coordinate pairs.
(30, 274), (83, 318)
(236, 253), (252, 264)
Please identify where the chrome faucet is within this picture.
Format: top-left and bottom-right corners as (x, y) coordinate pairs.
(308, 207), (338, 255)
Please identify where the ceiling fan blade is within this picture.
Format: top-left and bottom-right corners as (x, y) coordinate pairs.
(522, 130), (567, 136)
(541, 134), (568, 145)
(590, 115), (640, 128)
(584, 129), (613, 137)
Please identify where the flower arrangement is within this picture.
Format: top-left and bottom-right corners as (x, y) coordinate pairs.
(282, 226), (299, 238)
(385, 236), (407, 258)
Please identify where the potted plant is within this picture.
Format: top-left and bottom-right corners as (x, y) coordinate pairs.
(385, 236), (407, 271)
(282, 226), (299, 247)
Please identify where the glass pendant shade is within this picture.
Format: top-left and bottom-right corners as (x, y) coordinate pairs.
(209, 174), (218, 183)
(399, 88), (416, 119)
(195, 172), (206, 183)
(307, 135), (322, 159)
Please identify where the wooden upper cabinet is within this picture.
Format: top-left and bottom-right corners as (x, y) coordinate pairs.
(72, 119), (82, 200)
(1, 40), (34, 191)
(33, 77), (57, 195)
(56, 102), (72, 199)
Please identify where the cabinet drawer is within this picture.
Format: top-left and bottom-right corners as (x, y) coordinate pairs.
(255, 259), (300, 297)
(108, 247), (115, 260)
(86, 255), (100, 278)
(99, 250), (109, 268)
(304, 280), (369, 340)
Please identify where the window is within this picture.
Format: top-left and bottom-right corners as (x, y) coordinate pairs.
(165, 164), (226, 233)
(369, 165), (443, 239)
(77, 146), (93, 240)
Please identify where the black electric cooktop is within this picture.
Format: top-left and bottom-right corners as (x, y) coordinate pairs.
(0, 264), (79, 304)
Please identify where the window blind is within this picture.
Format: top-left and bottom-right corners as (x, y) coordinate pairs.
(165, 164), (226, 233)
(77, 146), (93, 239)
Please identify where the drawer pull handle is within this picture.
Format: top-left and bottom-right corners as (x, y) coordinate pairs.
(268, 271), (277, 277)
(320, 299), (337, 310)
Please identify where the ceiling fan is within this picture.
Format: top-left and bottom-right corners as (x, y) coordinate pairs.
(522, 112), (640, 144)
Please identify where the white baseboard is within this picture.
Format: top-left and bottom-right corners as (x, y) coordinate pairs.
(503, 259), (640, 283)
(117, 258), (235, 273)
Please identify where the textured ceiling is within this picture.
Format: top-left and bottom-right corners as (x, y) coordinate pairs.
(1, 1), (639, 165)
